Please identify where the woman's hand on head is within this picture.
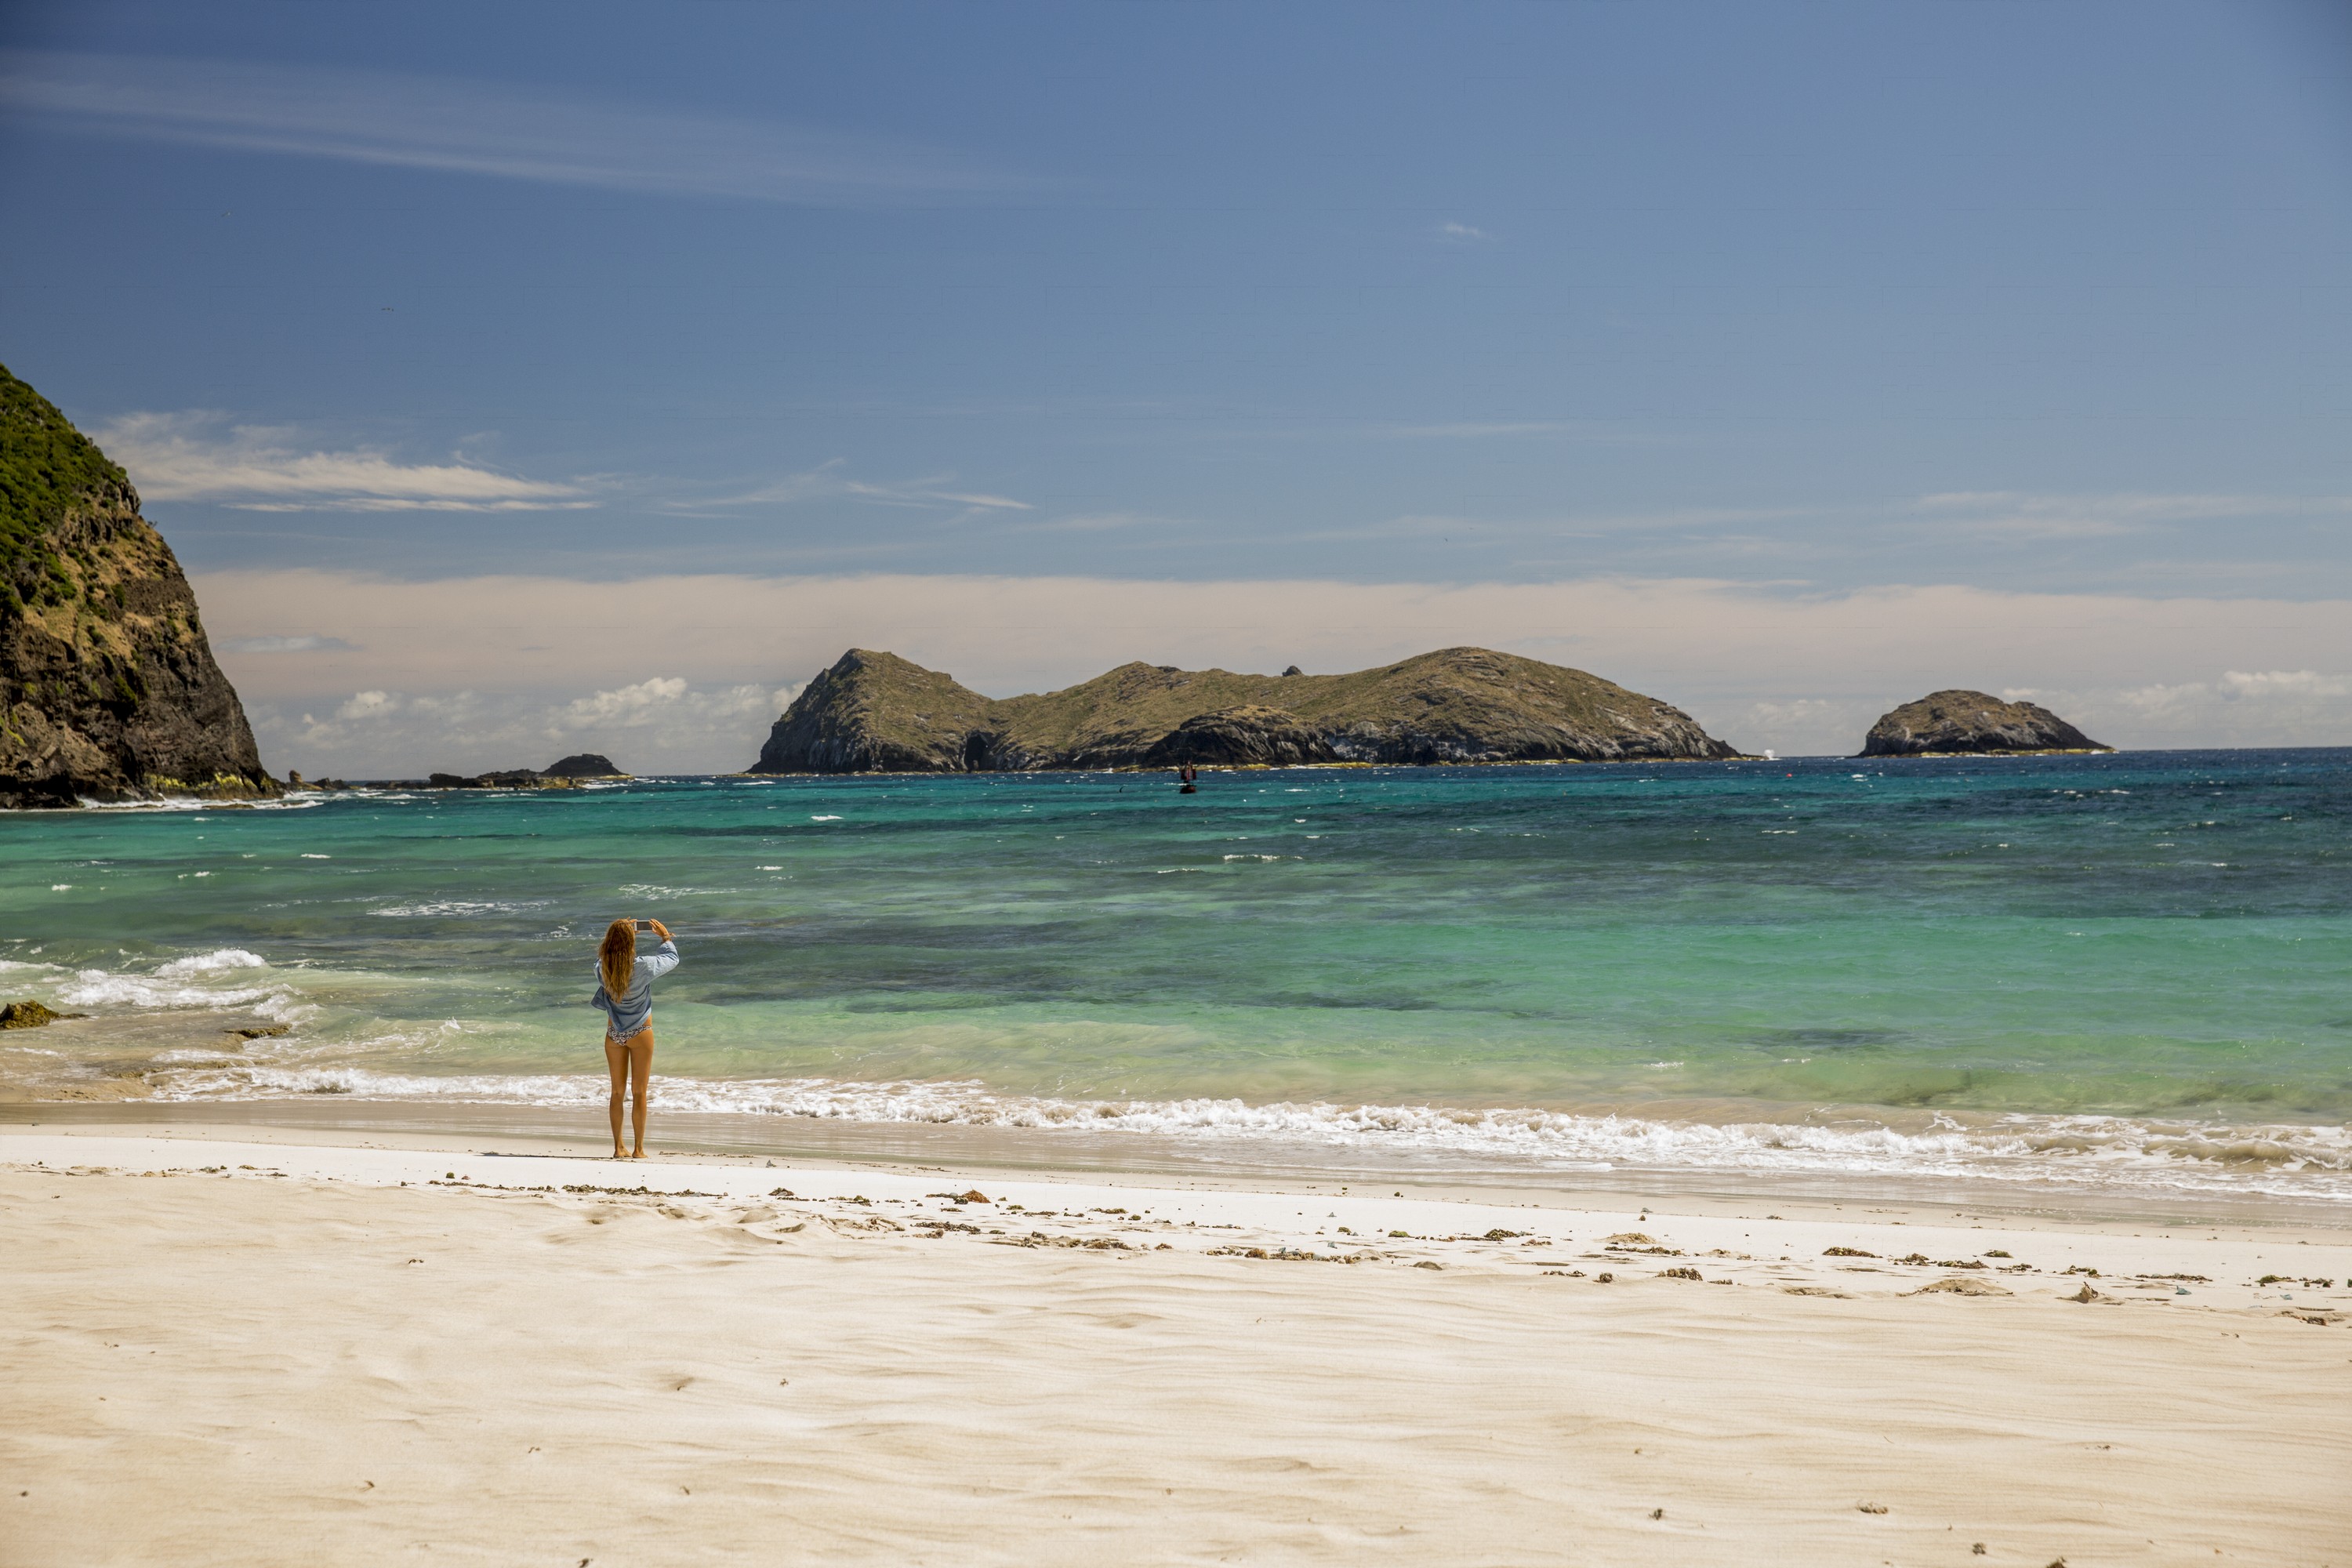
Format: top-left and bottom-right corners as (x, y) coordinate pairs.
(648, 919), (671, 941)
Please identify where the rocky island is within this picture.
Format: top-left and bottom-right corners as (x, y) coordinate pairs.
(751, 647), (1739, 773)
(1859, 690), (2111, 757)
(299, 753), (633, 791)
(422, 752), (631, 788)
(1, 364), (276, 808)
(543, 753), (623, 779)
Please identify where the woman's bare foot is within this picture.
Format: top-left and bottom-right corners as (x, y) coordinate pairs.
(630, 1149), (647, 1159)
(610, 1149), (629, 1160)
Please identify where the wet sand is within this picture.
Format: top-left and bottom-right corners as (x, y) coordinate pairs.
(13, 1096), (2348, 1231)
(6, 1124), (2350, 1566)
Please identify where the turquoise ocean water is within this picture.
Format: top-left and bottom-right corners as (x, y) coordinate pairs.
(3, 752), (2348, 1199)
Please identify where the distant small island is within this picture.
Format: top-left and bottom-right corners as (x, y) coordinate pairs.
(750, 647), (1740, 774)
(296, 753), (630, 791)
(1859, 690), (2111, 757)
(543, 753), (622, 779)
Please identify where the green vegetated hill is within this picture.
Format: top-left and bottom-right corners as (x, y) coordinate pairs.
(0, 363), (275, 807)
(752, 646), (1740, 773)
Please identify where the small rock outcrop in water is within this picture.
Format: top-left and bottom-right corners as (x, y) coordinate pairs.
(543, 753), (624, 778)
(1, 1000), (83, 1029)
(0, 363), (277, 808)
(1859, 690), (2112, 757)
(750, 647), (1740, 773)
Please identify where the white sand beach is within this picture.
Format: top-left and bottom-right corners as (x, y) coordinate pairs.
(6, 1123), (2350, 1566)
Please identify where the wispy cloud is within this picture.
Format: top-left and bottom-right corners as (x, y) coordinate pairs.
(2, 50), (1051, 206)
(1297, 505), (1809, 545)
(96, 412), (589, 512)
(1120, 416), (1675, 448)
(219, 633), (358, 655)
(1435, 221), (1494, 243)
(1566, 505), (1812, 534)
(1001, 510), (1157, 535)
(1910, 489), (2352, 540)
(1285, 488), (2352, 556)
(1382, 421), (1578, 438)
(674, 459), (1031, 521)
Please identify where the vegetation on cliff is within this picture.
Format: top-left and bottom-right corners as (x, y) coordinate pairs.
(1, 364), (136, 619)
(1859, 690), (2111, 757)
(0, 364), (276, 807)
(751, 647), (1740, 773)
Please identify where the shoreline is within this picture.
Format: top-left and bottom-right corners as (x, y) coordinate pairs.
(11, 1100), (2352, 1236)
(6, 1121), (2348, 1564)
(13, 946), (2345, 1218)
(11, 997), (2347, 1218)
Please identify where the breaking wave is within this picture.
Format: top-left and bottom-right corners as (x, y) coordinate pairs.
(154, 949), (267, 978)
(52, 948), (311, 1022)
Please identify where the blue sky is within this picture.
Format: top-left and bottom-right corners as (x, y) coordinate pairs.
(5, 1), (2351, 771)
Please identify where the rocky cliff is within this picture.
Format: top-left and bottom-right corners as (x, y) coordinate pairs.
(1859, 690), (2111, 757)
(751, 647), (1740, 773)
(0, 364), (275, 808)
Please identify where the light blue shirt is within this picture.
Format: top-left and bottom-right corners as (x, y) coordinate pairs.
(593, 938), (677, 1041)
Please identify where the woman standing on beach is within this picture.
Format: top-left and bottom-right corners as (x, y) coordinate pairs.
(594, 917), (677, 1159)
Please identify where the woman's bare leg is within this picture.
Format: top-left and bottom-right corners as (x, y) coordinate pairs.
(603, 1037), (632, 1157)
(627, 1032), (654, 1156)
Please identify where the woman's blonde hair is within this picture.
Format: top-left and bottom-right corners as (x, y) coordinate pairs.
(598, 920), (636, 997)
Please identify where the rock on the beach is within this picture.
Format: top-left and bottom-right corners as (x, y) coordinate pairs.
(1909, 1276), (2012, 1296)
(0, 364), (278, 808)
(1858, 690), (2111, 758)
(750, 645), (1742, 773)
(1, 999), (69, 1029)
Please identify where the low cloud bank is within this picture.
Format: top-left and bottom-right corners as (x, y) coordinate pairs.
(194, 569), (2352, 775)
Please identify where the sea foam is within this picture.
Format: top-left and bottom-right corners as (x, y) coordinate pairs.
(154, 949), (268, 978)
(53, 948), (312, 1023)
(139, 1065), (2352, 1201)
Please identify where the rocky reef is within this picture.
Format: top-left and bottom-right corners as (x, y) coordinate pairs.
(1859, 690), (2111, 757)
(751, 647), (1740, 774)
(1, 1000), (80, 1029)
(1, 364), (277, 808)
